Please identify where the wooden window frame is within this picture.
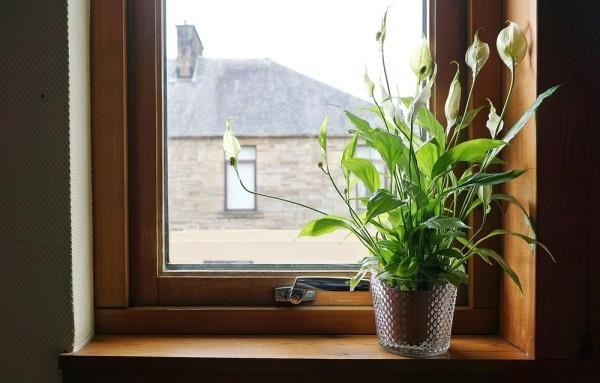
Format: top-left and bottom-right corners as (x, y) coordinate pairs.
(92, 0), (527, 339)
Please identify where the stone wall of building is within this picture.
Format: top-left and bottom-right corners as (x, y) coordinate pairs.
(167, 136), (355, 230)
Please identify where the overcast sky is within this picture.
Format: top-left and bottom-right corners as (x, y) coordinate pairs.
(165, 0), (425, 99)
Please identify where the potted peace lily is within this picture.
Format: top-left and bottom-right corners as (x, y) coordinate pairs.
(223, 17), (558, 357)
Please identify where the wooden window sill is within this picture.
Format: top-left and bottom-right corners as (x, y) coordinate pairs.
(61, 335), (526, 363)
(61, 336), (600, 381)
(60, 335), (528, 375)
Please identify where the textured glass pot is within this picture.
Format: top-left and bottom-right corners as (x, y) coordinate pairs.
(371, 277), (458, 357)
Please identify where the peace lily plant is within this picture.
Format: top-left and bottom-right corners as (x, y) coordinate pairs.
(223, 18), (557, 294)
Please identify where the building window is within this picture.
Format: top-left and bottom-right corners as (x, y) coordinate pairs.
(355, 145), (387, 210)
(225, 146), (257, 211)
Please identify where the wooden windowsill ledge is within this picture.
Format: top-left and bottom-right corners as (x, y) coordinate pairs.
(60, 335), (532, 377)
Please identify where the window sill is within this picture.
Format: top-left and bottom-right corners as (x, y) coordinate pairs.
(60, 335), (529, 378)
(218, 210), (264, 219)
(61, 335), (600, 381)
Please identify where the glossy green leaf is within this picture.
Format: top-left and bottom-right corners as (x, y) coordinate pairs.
(432, 138), (506, 178)
(491, 193), (534, 230)
(435, 248), (464, 259)
(416, 108), (445, 150)
(416, 142), (439, 178)
(341, 134), (358, 178)
(474, 247), (522, 292)
(445, 269), (469, 286)
(402, 181), (429, 209)
(458, 169), (527, 188)
(342, 158), (381, 193)
(371, 129), (407, 173)
(366, 189), (405, 222)
(490, 84), (561, 159)
(422, 216), (469, 230)
(456, 105), (486, 132)
(299, 216), (349, 237)
(344, 110), (373, 139)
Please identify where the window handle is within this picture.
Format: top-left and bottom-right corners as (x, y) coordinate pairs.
(274, 276), (370, 304)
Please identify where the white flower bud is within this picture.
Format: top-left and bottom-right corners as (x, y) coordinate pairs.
(485, 99), (504, 138)
(380, 83), (395, 122)
(410, 37), (433, 79)
(478, 185), (493, 214)
(376, 10), (388, 43)
(223, 119), (241, 166)
(444, 62), (461, 129)
(465, 30), (490, 76)
(496, 21), (528, 70)
(363, 69), (375, 97)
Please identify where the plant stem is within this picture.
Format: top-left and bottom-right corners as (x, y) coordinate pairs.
(372, 97), (392, 132)
(321, 164), (380, 256)
(381, 43), (394, 108)
(234, 166), (327, 216)
(459, 63), (516, 220)
(449, 73), (477, 148)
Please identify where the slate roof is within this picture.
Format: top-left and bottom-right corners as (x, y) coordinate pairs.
(166, 57), (374, 137)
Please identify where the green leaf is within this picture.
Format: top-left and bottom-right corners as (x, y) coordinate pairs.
(400, 97), (413, 108)
(504, 85), (561, 144)
(416, 142), (439, 178)
(366, 189), (405, 222)
(344, 110), (373, 139)
(402, 181), (429, 209)
(491, 84), (561, 158)
(318, 117), (328, 156)
(445, 269), (469, 286)
(370, 129), (407, 173)
(298, 216), (349, 237)
(456, 105), (486, 131)
(422, 216), (469, 230)
(416, 108), (446, 150)
(350, 269), (368, 291)
(474, 247), (522, 292)
(342, 158), (381, 194)
(458, 169), (527, 188)
(387, 208), (405, 230)
(378, 240), (401, 254)
(432, 138), (506, 178)
(491, 194), (534, 230)
(435, 248), (464, 259)
(472, 229), (555, 262)
(341, 134), (358, 178)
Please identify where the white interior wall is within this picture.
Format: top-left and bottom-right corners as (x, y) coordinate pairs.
(0, 0), (93, 381)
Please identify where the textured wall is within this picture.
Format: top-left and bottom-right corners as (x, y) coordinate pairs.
(0, 0), (92, 381)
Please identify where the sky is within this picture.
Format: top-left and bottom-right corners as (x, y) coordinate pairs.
(165, 0), (425, 100)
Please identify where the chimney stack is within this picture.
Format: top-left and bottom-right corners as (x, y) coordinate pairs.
(176, 24), (203, 79)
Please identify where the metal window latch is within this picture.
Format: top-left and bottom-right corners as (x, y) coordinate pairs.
(274, 276), (370, 305)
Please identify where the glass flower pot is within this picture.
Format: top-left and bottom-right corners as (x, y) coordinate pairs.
(370, 276), (457, 357)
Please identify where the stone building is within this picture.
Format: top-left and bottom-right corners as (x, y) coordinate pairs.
(166, 25), (378, 232)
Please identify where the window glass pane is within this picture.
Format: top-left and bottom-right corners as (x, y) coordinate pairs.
(226, 159), (255, 210)
(165, 0), (424, 268)
(236, 146), (256, 161)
